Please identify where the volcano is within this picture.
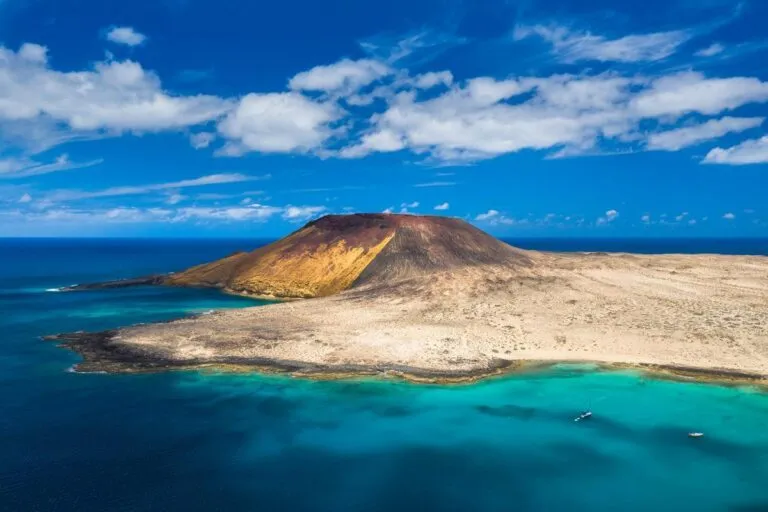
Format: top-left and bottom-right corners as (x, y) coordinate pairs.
(164, 213), (533, 298)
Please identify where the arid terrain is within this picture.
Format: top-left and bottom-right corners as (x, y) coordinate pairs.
(54, 214), (768, 382)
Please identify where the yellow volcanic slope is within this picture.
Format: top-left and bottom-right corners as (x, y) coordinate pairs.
(166, 215), (397, 298)
(227, 232), (395, 298)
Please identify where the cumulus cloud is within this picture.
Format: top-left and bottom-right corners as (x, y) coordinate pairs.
(217, 92), (340, 155)
(106, 27), (147, 47)
(401, 201), (419, 208)
(641, 214), (651, 223)
(281, 205), (326, 221)
(340, 74), (627, 161)
(0, 44), (231, 134)
(597, 209), (619, 225)
(414, 71), (453, 89)
(3, 29), (768, 171)
(475, 209), (499, 221)
(647, 117), (764, 151)
(514, 24), (689, 63)
(18, 192), (32, 203)
(723, 212), (735, 220)
(630, 72), (768, 118)
(289, 59), (391, 94)
(704, 136), (768, 165)
(474, 209), (521, 225)
(434, 202), (449, 211)
(338, 69), (768, 163)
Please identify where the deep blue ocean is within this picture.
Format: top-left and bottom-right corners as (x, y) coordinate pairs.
(1, 238), (767, 512)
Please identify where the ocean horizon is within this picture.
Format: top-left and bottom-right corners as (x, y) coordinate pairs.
(1, 238), (767, 511)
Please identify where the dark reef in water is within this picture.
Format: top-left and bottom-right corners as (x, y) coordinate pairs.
(61, 274), (168, 291)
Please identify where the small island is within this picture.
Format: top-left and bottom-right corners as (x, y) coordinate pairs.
(51, 213), (768, 383)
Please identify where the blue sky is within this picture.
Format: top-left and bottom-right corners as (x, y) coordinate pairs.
(0, 0), (766, 237)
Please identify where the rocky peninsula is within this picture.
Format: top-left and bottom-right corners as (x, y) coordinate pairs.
(51, 213), (768, 383)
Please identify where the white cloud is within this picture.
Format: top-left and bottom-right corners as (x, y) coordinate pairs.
(414, 71), (453, 89)
(675, 212), (688, 221)
(18, 43), (47, 63)
(401, 201), (419, 208)
(414, 181), (457, 188)
(339, 69), (768, 163)
(0, 44), (231, 134)
(190, 132), (215, 149)
(434, 202), (449, 211)
(704, 136), (768, 165)
(166, 193), (186, 205)
(0, 154), (102, 179)
(4, 206), (171, 225)
(475, 209), (499, 221)
(474, 209), (522, 225)
(49, 173), (260, 201)
(630, 72), (768, 118)
(514, 24), (688, 63)
(217, 93), (340, 155)
(289, 59), (390, 94)
(688, 219), (697, 225)
(31, 203), (326, 224)
(340, 74), (630, 162)
(641, 214), (650, 223)
(382, 207), (394, 214)
(18, 192), (32, 203)
(339, 129), (404, 157)
(3, 32), (768, 171)
(647, 116), (764, 151)
(695, 43), (724, 57)
(597, 209), (619, 225)
(173, 204), (283, 222)
(723, 212), (735, 220)
(281, 205), (326, 220)
(106, 27), (147, 47)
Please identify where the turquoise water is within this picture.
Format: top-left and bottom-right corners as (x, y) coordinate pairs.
(1, 239), (767, 511)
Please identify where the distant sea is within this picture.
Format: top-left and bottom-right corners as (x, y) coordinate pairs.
(1, 238), (767, 511)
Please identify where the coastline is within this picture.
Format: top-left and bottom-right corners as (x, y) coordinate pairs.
(48, 249), (768, 390)
(48, 329), (768, 389)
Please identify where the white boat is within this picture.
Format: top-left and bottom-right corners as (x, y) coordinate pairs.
(688, 432), (704, 438)
(574, 411), (592, 422)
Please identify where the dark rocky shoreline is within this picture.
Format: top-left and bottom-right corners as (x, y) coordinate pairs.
(44, 329), (522, 382)
(46, 329), (768, 387)
(60, 274), (168, 291)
